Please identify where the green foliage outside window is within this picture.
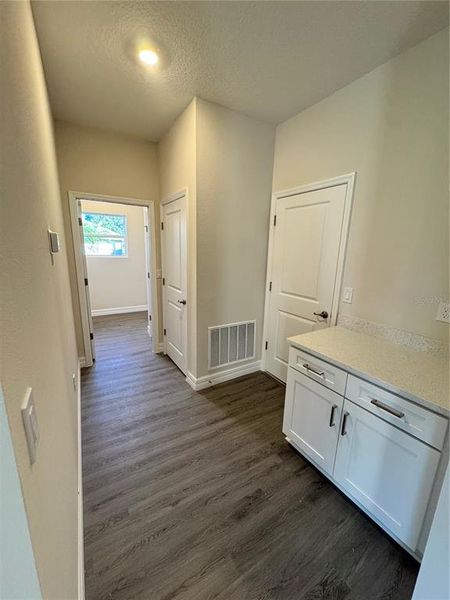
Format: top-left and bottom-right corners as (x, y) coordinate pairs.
(82, 212), (128, 257)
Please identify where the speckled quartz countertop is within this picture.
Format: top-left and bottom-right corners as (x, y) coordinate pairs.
(288, 327), (449, 417)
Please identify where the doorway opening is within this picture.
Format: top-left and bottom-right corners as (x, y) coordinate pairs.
(69, 192), (159, 367)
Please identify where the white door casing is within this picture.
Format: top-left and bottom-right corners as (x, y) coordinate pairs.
(334, 399), (440, 549)
(263, 174), (355, 382)
(77, 200), (96, 364)
(161, 193), (188, 374)
(143, 207), (152, 338)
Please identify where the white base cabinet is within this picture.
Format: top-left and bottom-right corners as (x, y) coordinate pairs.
(283, 367), (343, 476)
(334, 399), (440, 550)
(283, 345), (448, 557)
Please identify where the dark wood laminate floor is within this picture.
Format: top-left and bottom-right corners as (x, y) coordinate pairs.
(82, 313), (419, 600)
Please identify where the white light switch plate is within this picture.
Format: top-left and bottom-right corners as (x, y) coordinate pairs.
(436, 301), (450, 323)
(21, 387), (39, 465)
(342, 287), (354, 304)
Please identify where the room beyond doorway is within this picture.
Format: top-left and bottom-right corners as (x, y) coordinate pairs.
(81, 199), (149, 315)
(68, 191), (160, 366)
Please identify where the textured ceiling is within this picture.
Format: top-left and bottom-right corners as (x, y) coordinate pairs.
(32, 1), (448, 142)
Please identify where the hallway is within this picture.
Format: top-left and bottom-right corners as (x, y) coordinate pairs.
(81, 314), (418, 600)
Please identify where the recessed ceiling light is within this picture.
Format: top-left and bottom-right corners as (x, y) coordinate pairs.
(138, 49), (159, 66)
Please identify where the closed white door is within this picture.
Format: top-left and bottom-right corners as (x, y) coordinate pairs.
(334, 399), (440, 550)
(266, 184), (347, 382)
(161, 195), (187, 374)
(283, 368), (344, 476)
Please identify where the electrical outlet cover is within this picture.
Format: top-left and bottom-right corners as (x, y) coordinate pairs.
(436, 301), (450, 323)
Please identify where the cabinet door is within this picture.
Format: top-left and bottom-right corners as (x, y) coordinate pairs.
(334, 400), (440, 550)
(283, 368), (343, 475)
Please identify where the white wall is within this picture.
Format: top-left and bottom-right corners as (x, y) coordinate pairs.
(196, 99), (275, 378)
(0, 3), (79, 597)
(272, 29), (449, 342)
(54, 120), (160, 354)
(0, 386), (42, 600)
(158, 98), (275, 379)
(81, 200), (148, 313)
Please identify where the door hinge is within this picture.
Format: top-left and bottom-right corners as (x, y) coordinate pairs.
(149, 314), (152, 321)
(162, 277), (165, 286)
(90, 332), (94, 340)
(265, 341), (268, 350)
(273, 215), (277, 226)
(147, 272), (150, 279)
(78, 217), (82, 226)
(145, 225), (148, 233)
(161, 222), (164, 230)
(84, 278), (88, 286)
(163, 328), (166, 336)
(269, 281), (272, 292)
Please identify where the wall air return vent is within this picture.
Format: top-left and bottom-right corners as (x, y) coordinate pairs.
(208, 320), (256, 369)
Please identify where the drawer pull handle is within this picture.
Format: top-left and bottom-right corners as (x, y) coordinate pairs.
(329, 404), (338, 427)
(302, 363), (324, 377)
(370, 399), (405, 419)
(341, 411), (349, 436)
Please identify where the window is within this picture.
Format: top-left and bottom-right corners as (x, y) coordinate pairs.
(82, 212), (128, 257)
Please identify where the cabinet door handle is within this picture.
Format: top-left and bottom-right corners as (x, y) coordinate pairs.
(302, 363), (324, 377)
(329, 404), (338, 427)
(341, 411), (349, 436)
(370, 399), (404, 419)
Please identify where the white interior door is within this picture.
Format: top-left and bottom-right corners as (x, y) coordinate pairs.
(77, 200), (96, 363)
(143, 207), (152, 338)
(161, 195), (187, 374)
(266, 184), (347, 382)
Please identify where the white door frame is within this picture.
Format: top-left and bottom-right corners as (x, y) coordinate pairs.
(160, 188), (189, 371)
(68, 191), (160, 366)
(261, 173), (356, 373)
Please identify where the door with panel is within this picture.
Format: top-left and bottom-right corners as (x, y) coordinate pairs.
(161, 195), (187, 374)
(266, 184), (347, 382)
(283, 368), (344, 476)
(334, 399), (440, 549)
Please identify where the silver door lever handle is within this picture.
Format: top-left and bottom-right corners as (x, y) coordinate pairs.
(313, 311), (328, 319)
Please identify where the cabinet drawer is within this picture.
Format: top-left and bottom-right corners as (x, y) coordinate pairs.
(346, 375), (448, 450)
(289, 346), (347, 396)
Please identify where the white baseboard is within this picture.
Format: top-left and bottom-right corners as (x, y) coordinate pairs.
(79, 356), (86, 368)
(91, 305), (147, 317)
(156, 342), (165, 353)
(186, 360), (261, 391)
(76, 361), (85, 600)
